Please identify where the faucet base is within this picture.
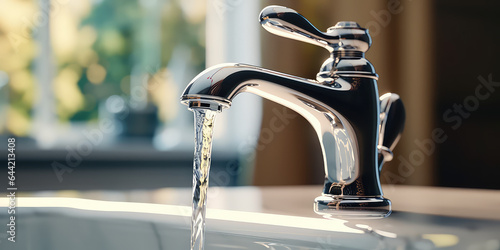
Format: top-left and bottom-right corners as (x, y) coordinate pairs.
(314, 195), (391, 219)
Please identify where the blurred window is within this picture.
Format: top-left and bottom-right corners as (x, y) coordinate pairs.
(0, 0), (261, 159)
(0, 0), (206, 149)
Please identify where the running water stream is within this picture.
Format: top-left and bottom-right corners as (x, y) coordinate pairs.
(190, 108), (218, 250)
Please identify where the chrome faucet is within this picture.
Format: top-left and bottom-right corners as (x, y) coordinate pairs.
(181, 6), (405, 218)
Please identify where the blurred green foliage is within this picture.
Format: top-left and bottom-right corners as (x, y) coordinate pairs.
(72, 0), (205, 121)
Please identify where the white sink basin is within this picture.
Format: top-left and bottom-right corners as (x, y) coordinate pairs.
(1, 186), (500, 249)
(1, 198), (374, 249)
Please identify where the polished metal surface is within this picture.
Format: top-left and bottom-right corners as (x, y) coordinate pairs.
(181, 5), (405, 217)
(378, 93), (406, 170)
(259, 6), (371, 54)
(182, 64), (376, 189)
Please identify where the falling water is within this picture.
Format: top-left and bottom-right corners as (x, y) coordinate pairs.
(191, 108), (217, 250)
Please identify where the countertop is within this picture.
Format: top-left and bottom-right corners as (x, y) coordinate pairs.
(11, 184), (500, 221)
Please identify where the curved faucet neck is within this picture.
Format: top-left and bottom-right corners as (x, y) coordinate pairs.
(181, 63), (382, 197)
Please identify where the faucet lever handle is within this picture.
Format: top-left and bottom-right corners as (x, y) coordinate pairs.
(259, 5), (371, 54)
(378, 93), (406, 170)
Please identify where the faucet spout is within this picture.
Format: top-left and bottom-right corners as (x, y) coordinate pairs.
(181, 5), (406, 218)
(181, 63), (390, 217)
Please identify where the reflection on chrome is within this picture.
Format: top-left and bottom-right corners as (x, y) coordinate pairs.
(181, 5), (405, 218)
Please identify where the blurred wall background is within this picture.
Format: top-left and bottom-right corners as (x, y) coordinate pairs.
(253, 0), (500, 189)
